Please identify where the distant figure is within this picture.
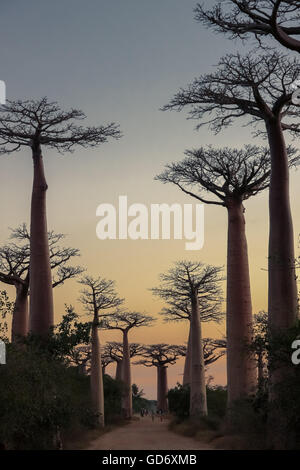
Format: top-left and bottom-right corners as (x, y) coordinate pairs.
(158, 408), (163, 422)
(151, 410), (155, 422)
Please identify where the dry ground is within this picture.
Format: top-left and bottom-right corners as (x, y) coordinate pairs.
(85, 415), (213, 450)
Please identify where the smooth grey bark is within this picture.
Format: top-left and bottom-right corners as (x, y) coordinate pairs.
(121, 330), (132, 418)
(267, 119), (298, 337)
(226, 198), (257, 406)
(266, 119), (298, 449)
(90, 315), (104, 427)
(189, 290), (207, 418)
(183, 326), (191, 386)
(115, 359), (123, 381)
(157, 365), (168, 412)
(29, 147), (54, 335)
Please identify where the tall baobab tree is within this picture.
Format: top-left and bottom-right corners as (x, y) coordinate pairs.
(195, 1), (300, 53)
(0, 98), (121, 336)
(0, 224), (83, 342)
(153, 276), (223, 387)
(104, 312), (154, 419)
(156, 146), (276, 405)
(79, 276), (123, 427)
(162, 51), (300, 394)
(152, 261), (223, 418)
(137, 344), (186, 412)
(103, 341), (144, 382)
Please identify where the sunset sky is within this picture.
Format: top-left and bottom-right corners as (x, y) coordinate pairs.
(0, 0), (299, 398)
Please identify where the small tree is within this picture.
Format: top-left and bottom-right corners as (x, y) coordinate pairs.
(104, 312), (154, 418)
(195, 1), (300, 53)
(0, 98), (121, 336)
(0, 224), (83, 342)
(136, 344), (186, 412)
(79, 276), (123, 427)
(152, 261), (223, 418)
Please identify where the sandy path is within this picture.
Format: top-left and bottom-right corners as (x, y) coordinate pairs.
(86, 416), (212, 450)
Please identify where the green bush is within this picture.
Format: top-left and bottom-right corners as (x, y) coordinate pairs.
(167, 383), (190, 420)
(0, 344), (94, 449)
(0, 345), (125, 449)
(168, 383), (227, 423)
(103, 374), (123, 422)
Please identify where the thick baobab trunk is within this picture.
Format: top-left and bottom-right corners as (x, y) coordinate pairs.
(121, 330), (132, 419)
(226, 199), (256, 408)
(115, 360), (123, 381)
(90, 317), (104, 427)
(266, 119), (298, 449)
(266, 120), (298, 339)
(157, 365), (168, 412)
(11, 282), (29, 342)
(189, 290), (207, 418)
(29, 146), (54, 335)
(183, 325), (191, 386)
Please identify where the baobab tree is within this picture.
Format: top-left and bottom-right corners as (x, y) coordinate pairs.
(202, 338), (226, 367)
(152, 261), (223, 417)
(195, 1), (300, 53)
(79, 276), (123, 427)
(104, 312), (154, 419)
(71, 345), (92, 375)
(103, 341), (144, 381)
(184, 337), (226, 385)
(101, 350), (114, 375)
(153, 271), (223, 387)
(162, 51), (300, 395)
(137, 344), (186, 412)
(71, 345), (113, 375)
(156, 146), (276, 405)
(0, 98), (121, 336)
(0, 224), (83, 342)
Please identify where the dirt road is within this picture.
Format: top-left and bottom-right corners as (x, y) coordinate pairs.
(86, 416), (212, 450)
